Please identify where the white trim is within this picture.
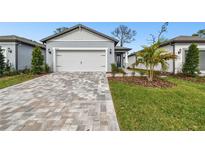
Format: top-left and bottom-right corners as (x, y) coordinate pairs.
(48, 40), (112, 42)
(53, 47), (108, 72)
(125, 51), (128, 65)
(53, 47), (56, 72)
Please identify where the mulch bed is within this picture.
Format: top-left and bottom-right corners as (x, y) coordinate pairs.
(108, 76), (175, 88)
(173, 74), (205, 83)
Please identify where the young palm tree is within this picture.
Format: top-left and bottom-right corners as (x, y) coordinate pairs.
(136, 42), (176, 81)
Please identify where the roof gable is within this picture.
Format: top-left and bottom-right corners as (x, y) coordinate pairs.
(41, 24), (118, 45)
(50, 28), (111, 41)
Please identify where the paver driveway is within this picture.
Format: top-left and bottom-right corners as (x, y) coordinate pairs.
(0, 72), (119, 131)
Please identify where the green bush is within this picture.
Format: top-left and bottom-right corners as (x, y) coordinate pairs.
(0, 47), (5, 76)
(182, 43), (199, 76)
(44, 64), (50, 73)
(111, 63), (118, 77)
(31, 46), (44, 74)
(111, 63), (126, 77)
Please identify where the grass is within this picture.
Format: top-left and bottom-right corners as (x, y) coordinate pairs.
(109, 77), (205, 130)
(0, 74), (39, 89)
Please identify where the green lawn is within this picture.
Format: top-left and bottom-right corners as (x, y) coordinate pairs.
(0, 74), (38, 89)
(109, 77), (205, 130)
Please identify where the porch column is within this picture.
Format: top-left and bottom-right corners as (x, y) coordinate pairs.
(125, 51), (128, 68)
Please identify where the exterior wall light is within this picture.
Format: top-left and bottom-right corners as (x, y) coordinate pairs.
(178, 49), (182, 54)
(110, 49), (112, 54)
(48, 49), (52, 54)
(8, 48), (12, 53)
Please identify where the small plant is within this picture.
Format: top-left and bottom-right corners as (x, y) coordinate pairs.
(4, 60), (11, 72)
(182, 43), (199, 77)
(0, 47), (5, 76)
(44, 63), (50, 73)
(21, 66), (31, 74)
(139, 71), (145, 76)
(111, 63), (118, 77)
(131, 63), (135, 77)
(31, 46), (44, 74)
(118, 68), (126, 77)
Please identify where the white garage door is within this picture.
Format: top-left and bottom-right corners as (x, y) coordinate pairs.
(56, 50), (106, 72)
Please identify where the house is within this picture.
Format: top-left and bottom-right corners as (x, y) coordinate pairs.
(41, 24), (131, 72)
(128, 35), (205, 73)
(0, 35), (45, 70)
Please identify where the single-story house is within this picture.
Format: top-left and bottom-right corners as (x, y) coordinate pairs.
(128, 35), (205, 74)
(41, 24), (131, 72)
(0, 35), (45, 70)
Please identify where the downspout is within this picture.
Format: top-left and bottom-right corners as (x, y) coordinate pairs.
(15, 42), (18, 71)
(171, 43), (175, 74)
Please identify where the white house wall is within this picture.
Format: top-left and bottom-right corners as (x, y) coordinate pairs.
(18, 44), (46, 70)
(128, 55), (136, 67)
(46, 28), (115, 72)
(0, 42), (16, 69)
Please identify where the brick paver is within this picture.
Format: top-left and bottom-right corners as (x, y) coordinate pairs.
(0, 72), (119, 131)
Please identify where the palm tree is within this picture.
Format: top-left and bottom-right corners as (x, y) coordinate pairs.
(136, 42), (176, 81)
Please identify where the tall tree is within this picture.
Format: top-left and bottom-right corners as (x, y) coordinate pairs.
(192, 29), (205, 38)
(182, 43), (199, 76)
(112, 25), (136, 46)
(54, 27), (68, 34)
(149, 22), (169, 44)
(31, 46), (44, 74)
(0, 47), (5, 75)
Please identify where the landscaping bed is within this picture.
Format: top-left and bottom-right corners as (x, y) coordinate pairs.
(109, 77), (205, 130)
(108, 76), (175, 88)
(173, 74), (205, 83)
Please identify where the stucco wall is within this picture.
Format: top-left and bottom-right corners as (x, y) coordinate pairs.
(18, 43), (46, 70)
(128, 54), (136, 67)
(173, 43), (205, 73)
(134, 43), (205, 73)
(0, 42), (16, 69)
(46, 41), (115, 72)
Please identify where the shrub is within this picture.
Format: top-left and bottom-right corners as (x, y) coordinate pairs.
(111, 63), (126, 77)
(182, 43), (199, 76)
(31, 46), (44, 74)
(4, 60), (11, 72)
(44, 64), (50, 73)
(131, 63), (135, 77)
(21, 66), (31, 74)
(139, 71), (145, 76)
(0, 47), (5, 76)
(111, 63), (118, 77)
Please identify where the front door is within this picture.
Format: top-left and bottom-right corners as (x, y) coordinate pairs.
(116, 54), (122, 67)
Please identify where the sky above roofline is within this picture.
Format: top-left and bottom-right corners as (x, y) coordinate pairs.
(0, 22), (204, 54)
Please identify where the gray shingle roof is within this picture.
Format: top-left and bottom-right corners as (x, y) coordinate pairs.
(160, 35), (205, 47)
(40, 24), (119, 45)
(0, 35), (45, 49)
(115, 46), (132, 51)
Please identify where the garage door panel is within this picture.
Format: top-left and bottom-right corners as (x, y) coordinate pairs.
(56, 50), (106, 72)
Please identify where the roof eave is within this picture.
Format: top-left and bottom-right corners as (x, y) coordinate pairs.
(40, 24), (119, 44)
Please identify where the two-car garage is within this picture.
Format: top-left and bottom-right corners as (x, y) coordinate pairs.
(55, 49), (107, 72)
(41, 24), (119, 72)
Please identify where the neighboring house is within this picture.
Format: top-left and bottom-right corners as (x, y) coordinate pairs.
(0, 35), (45, 70)
(41, 24), (131, 72)
(128, 36), (205, 73)
(128, 52), (136, 67)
